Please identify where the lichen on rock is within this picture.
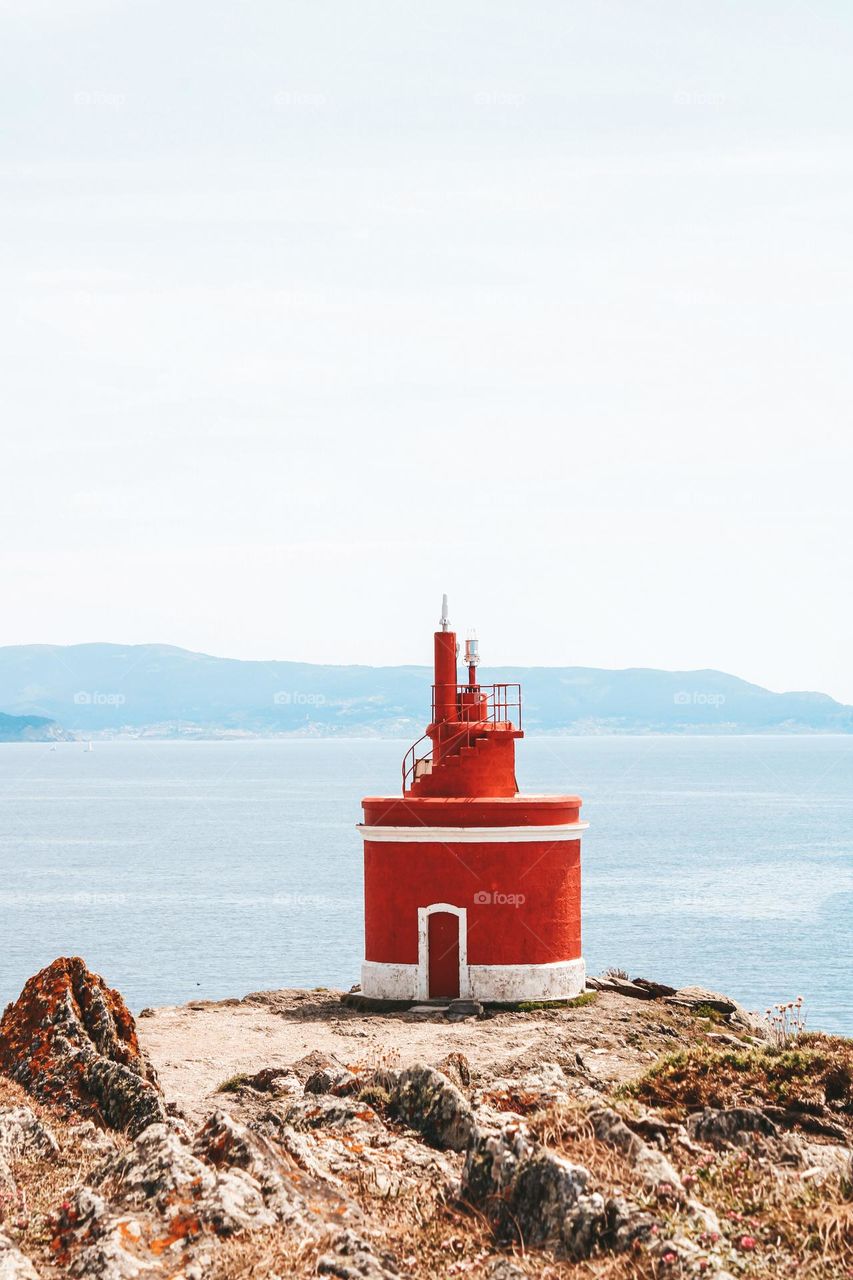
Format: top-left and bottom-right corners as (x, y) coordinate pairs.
(0, 959), (165, 1138)
(377, 1065), (476, 1151)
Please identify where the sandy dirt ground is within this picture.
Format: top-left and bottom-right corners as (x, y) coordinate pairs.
(139, 988), (697, 1124)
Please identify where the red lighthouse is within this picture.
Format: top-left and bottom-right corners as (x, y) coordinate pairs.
(358, 598), (587, 1004)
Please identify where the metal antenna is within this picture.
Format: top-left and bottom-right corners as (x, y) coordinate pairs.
(439, 593), (450, 631)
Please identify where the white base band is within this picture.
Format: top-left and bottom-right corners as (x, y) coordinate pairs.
(361, 957), (586, 1004)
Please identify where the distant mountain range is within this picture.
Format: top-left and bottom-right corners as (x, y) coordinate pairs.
(0, 643), (850, 738)
(0, 710), (68, 742)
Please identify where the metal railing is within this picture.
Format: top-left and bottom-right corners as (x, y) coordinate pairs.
(402, 683), (522, 792)
(430, 682), (521, 727)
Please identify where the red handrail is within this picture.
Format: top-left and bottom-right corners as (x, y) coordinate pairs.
(401, 683), (522, 792)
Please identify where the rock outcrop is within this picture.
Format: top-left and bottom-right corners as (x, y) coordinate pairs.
(50, 1111), (400, 1280)
(0, 958), (166, 1136)
(377, 1064), (477, 1151)
(587, 1107), (684, 1195)
(0, 964), (849, 1278)
(462, 1122), (607, 1258)
(0, 1106), (59, 1163)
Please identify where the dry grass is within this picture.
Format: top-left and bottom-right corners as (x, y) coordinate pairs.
(208, 1223), (324, 1278)
(625, 1034), (853, 1136)
(0, 1075), (124, 1266)
(674, 1144), (853, 1280)
(4, 1044), (853, 1280)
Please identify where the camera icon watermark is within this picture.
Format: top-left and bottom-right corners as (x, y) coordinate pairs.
(474, 889), (526, 908)
(273, 691), (326, 707)
(73, 691), (126, 706)
(673, 691), (726, 708)
(672, 89), (726, 108)
(72, 891), (128, 906)
(74, 90), (126, 109)
(473, 90), (525, 108)
(272, 90), (327, 110)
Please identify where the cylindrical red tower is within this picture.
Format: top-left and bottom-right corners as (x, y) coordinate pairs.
(358, 598), (587, 1003)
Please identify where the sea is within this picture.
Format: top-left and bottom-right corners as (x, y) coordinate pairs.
(0, 736), (851, 1035)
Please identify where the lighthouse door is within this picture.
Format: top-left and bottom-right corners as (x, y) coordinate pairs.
(427, 912), (460, 999)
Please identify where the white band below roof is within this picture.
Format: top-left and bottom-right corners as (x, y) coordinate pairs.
(357, 821), (588, 843)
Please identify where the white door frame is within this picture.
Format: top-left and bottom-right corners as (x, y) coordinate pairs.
(417, 903), (470, 1001)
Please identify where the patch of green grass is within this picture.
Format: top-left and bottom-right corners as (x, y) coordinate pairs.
(358, 1084), (390, 1111)
(217, 1072), (252, 1093)
(692, 1002), (728, 1025)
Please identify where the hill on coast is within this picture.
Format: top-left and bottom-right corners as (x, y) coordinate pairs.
(0, 643), (850, 737)
(0, 710), (68, 742)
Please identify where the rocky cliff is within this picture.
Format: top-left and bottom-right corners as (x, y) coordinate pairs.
(0, 959), (850, 1279)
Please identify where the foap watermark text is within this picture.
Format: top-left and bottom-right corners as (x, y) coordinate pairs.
(474, 890), (526, 908)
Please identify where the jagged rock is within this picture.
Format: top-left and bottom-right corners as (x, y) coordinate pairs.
(664, 987), (769, 1038)
(687, 1107), (779, 1148)
(0, 1233), (39, 1279)
(0, 1106), (59, 1162)
(277, 1093), (380, 1133)
(604, 1195), (660, 1251)
(289, 1050), (343, 1082)
(89, 1122), (276, 1236)
(631, 978), (677, 998)
(476, 1061), (579, 1116)
(51, 1187), (159, 1280)
(463, 1123), (605, 1259)
(194, 1108), (334, 1228)
(588, 1108), (684, 1195)
(317, 1227), (400, 1279)
(244, 1067), (303, 1097)
(704, 1031), (746, 1047)
(510, 1152), (605, 1257)
(0, 958), (165, 1137)
(193, 1113), (398, 1276)
(587, 976), (652, 1000)
(462, 1122), (534, 1206)
(378, 1064), (476, 1151)
(667, 986), (739, 1015)
(789, 1137), (853, 1185)
(305, 1065), (359, 1097)
(435, 1052), (472, 1090)
(258, 1094), (458, 1199)
(66, 1120), (117, 1156)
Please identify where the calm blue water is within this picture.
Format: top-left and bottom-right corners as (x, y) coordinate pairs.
(0, 737), (850, 1035)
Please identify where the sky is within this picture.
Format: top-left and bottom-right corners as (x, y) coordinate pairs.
(1, 1), (852, 701)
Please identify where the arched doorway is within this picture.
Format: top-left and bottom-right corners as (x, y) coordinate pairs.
(428, 911), (460, 998)
(417, 903), (469, 1001)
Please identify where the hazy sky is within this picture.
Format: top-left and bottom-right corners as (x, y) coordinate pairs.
(2, 1), (852, 700)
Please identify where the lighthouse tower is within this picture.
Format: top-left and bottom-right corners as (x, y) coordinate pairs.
(357, 598), (587, 1004)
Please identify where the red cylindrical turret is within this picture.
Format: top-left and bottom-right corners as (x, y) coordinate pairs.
(433, 630), (458, 723)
